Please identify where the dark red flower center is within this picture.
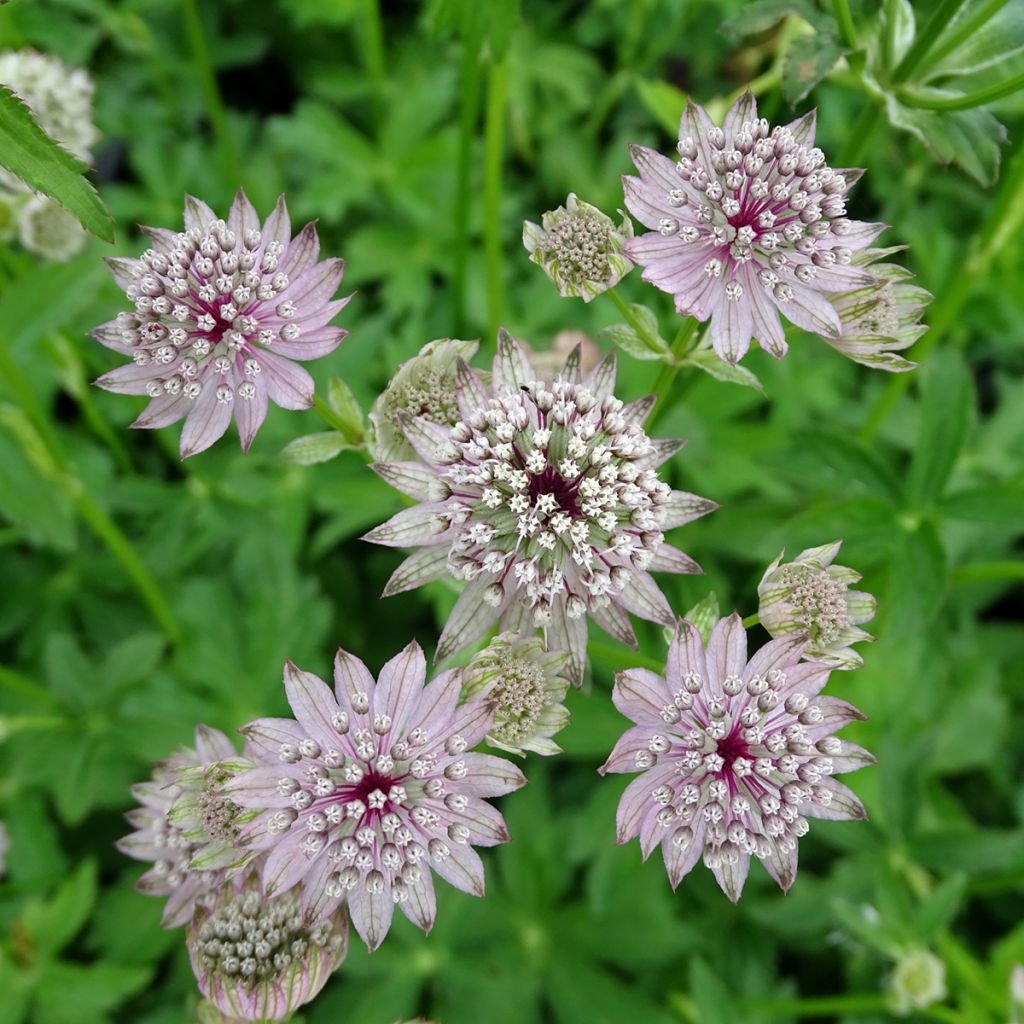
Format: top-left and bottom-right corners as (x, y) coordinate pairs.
(527, 466), (580, 516)
(715, 729), (750, 773)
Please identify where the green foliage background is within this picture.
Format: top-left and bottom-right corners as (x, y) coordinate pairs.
(0, 1), (1022, 1022)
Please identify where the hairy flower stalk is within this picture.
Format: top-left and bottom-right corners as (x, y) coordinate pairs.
(226, 643), (525, 952)
(623, 91), (918, 368)
(369, 338), (479, 462)
(0, 49), (97, 260)
(118, 725), (255, 927)
(758, 541), (876, 669)
(523, 193), (634, 301)
(461, 632), (572, 756)
(92, 191), (351, 457)
(187, 875), (348, 1021)
(600, 614), (873, 900)
(365, 330), (716, 684)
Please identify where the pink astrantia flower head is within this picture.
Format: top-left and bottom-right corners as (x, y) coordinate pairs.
(600, 614), (873, 901)
(623, 92), (896, 367)
(118, 725), (252, 928)
(187, 871), (348, 1021)
(364, 329), (717, 684)
(758, 540), (877, 669)
(92, 191), (351, 457)
(227, 642), (525, 952)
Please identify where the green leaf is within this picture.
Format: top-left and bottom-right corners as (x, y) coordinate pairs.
(905, 348), (971, 509)
(720, 0), (831, 38)
(925, 0), (1024, 78)
(794, 427), (902, 502)
(885, 521), (947, 640)
(685, 347), (766, 393)
(914, 873), (967, 939)
(635, 78), (687, 138)
(279, 431), (351, 465)
(327, 376), (367, 443)
(0, 429), (75, 551)
(34, 961), (152, 1024)
(941, 481), (1024, 526)
(598, 320), (668, 361)
(689, 957), (738, 1024)
(21, 860), (98, 959)
(782, 30), (848, 104)
(0, 86), (114, 242)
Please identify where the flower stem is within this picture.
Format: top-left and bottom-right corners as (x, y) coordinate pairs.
(483, 56), (508, 344)
(831, 0), (858, 49)
(741, 613), (760, 628)
(606, 288), (664, 353)
(647, 318), (701, 427)
(916, 0), (1010, 75)
(452, 15), (483, 334)
(897, 72), (1024, 111)
(0, 337), (182, 645)
(359, 0), (385, 124)
(891, 0), (967, 84)
(310, 393), (351, 436)
(859, 137), (1024, 443)
(180, 0), (243, 188)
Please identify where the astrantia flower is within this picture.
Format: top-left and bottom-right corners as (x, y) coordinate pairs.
(829, 248), (931, 371)
(369, 338), (479, 462)
(461, 632), (571, 756)
(187, 873), (348, 1021)
(92, 191), (351, 457)
(523, 193), (634, 301)
(18, 194), (86, 261)
(758, 541), (876, 669)
(226, 643), (525, 952)
(600, 614), (873, 901)
(623, 92), (895, 366)
(365, 330), (716, 684)
(118, 725), (253, 927)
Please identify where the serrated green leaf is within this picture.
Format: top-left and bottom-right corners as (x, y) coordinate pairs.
(795, 427), (901, 501)
(0, 86), (114, 242)
(925, 0), (1024, 78)
(782, 30), (848, 104)
(279, 431), (351, 465)
(905, 348), (971, 509)
(327, 375), (367, 443)
(885, 521), (947, 639)
(21, 860), (98, 959)
(34, 961), (152, 1024)
(685, 348), (765, 393)
(720, 0), (830, 38)
(598, 322), (667, 361)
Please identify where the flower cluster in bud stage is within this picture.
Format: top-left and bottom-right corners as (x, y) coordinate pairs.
(522, 193), (634, 301)
(758, 540), (876, 669)
(225, 643), (525, 953)
(369, 338), (479, 462)
(187, 881), (347, 1022)
(461, 632), (572, 756)
(0, 49), (97, 260)
(91, 192), (350, 457)
(601, 614), (873, 900)
(623, 91), (929, 368)
(366, 330), (716, 684)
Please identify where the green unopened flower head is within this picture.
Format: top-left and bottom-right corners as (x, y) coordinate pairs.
(368, 337), (479, 462)
(462, 632), (572, 756)
(523, 193), (633, 301)
(888, 948), (946, 1016)
(18, 195), (86, 261)
(758, 540), (876, 669)
(829, 247), (932, 372)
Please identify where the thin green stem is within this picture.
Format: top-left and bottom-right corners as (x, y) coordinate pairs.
(360, 0), (385, 123)
(588, 639), (664, 673)
(891, 0), (967, 84)
(311, 393), (351, 436)
(180, 0), (243, 188)
(606, 288), (664, 353)
(917, 0), (1010, 75)
(735, 993), (889, 1016)
(860, 138), (1024, 442)
(741, 613), (760, 628)
(452, 16), (483, 334)
(898, 73), (1024, 111)
(832, 0), (858, 49)
(647, 318), (701, 427)
(483, 57), (508, 345)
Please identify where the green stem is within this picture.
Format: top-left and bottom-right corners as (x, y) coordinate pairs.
(483, 56), (508, 344)
(180, 0), (243, 188)
(859, 138), (1024, 443)
(741, 613), (760, 628)
(647, 318), (701, 427)
(0, 664), (61, 708)
(836, 99), (882, 167)
(953, 561), (1024, 584)
(452, 15), (483, 334)
(917, 0), (1010, 75)
(311, 393), (352, 436)
(360, 0), (385, 123)
(606, 288), (664, 353)
(897, 73), (1024, 111)
(588, 639), (664, 673)
(735, 993), (889, 1016)
(891, 0), (967, 84)
(831, 0), (858, 49)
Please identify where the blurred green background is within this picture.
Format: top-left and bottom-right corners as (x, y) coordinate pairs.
(0, 1), (1023, 1022)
